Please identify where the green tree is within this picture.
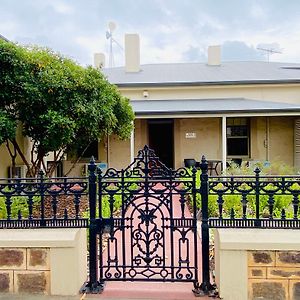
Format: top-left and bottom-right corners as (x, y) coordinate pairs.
(0, 40), (134, 177)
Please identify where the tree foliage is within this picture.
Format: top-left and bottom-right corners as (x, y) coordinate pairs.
(0, 40), (134, 176)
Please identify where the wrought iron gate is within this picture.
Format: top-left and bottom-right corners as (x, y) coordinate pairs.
(87, 146), (201, 293)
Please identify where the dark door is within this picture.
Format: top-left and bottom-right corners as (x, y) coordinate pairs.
(148, 119), (174, 168)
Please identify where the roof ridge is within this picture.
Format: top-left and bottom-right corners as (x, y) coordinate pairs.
(103, 61), (300, 70)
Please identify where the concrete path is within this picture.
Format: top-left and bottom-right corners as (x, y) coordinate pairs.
(84, 282), (210, 300)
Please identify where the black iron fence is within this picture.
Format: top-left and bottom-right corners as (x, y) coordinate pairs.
(1, 151), (300, 296)
(0, 171), (89, 228)
(198, 155), (300, 294)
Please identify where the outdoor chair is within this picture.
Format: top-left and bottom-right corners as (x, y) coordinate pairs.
(231, 158), (242, 166)
(184, 158), (196, 168)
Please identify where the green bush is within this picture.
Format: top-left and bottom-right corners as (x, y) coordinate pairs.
(0, 195), (40, 219)
(83, 179), (139, 219)
(185, 161), (300, 219)
(225, 160), (297, 176)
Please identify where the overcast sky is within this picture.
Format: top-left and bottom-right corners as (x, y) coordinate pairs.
(1, 0), (300, 67)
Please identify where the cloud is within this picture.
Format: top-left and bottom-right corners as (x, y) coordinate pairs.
(182, 41), (265, 63)
(182, 46), (206, 62)
(50, 1), (74, 14)
(222, 41), (264, 61)
(250, 2), (266, 19)
(1, 0), (300, 66)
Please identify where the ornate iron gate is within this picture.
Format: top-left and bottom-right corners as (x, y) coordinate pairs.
(87, 146), (201, 293)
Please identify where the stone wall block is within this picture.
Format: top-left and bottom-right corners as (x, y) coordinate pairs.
(276, 251), (300, 267)
(267, 267), (300, 280)
(27, 248), (50, 270)
(0, 248), (26, 270)
(0, 270), (13, 293)
(248, 267), (267, 279)
(14, 271), (50, 294)
(248, 279), (289, 300)
(248, 251), (275, 267)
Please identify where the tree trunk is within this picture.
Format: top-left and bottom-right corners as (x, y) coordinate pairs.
(5, 140), (17, 177)
(64, 143), (91, 176)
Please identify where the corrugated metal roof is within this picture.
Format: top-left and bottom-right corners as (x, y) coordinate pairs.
(103, 62), (300, 87)
(131, 98), (300, 116)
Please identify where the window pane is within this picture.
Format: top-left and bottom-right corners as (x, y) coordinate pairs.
(227, 138), (248, 156)
(228, 125), (248, 137)
(227, 117), (247, 126)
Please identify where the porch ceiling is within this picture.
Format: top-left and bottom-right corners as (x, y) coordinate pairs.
(131, 98), (300, 117)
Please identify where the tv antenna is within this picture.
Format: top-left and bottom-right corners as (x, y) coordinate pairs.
(106, 21), (123, 67)
(256, 47), (282, 62)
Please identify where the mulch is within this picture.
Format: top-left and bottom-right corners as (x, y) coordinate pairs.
(33, 194), (89, 219)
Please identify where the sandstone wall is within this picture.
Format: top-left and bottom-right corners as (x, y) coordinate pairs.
(0, 248), (50, 294)
(0, 228), (87, 296)
(248, 250), (300, 299)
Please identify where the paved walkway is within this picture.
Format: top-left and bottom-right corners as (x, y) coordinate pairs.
(84, 282), (210, 300)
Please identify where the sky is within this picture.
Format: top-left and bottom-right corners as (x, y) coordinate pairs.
(1, 0), (300, 67)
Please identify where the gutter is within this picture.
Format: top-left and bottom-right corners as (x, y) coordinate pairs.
(114, 79), (300, 88)
(134, 108), (300, 116)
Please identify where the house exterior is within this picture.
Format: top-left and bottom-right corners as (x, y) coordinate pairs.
(85, 34), (300, 174)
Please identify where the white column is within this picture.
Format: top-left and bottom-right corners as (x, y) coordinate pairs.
(266, 116), (270, 161)
(130, 121), (135, 163)
(222, 116), (227, 171)
(106, 134), (110, 167)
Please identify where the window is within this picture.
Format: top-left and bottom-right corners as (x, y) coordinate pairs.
(227, 118), (250, 156)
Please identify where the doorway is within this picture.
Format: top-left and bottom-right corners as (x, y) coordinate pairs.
(148, 119), (174, 168)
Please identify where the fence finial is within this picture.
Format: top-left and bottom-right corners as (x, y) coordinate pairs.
(88, 156), (97, 174)
(254, 167), (261, 175)
(199, 155), (208, 174)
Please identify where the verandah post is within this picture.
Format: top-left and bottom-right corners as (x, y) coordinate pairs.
(199, 155), (213, 294)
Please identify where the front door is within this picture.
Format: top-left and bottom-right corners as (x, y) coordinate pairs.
(148, 119), (174, 168)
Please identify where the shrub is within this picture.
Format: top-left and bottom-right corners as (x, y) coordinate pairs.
(185, 160), (300, 219)
(0, 195), (40, 219)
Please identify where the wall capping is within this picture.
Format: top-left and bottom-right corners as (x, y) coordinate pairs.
(215, 228), (300, 251)
(0, 228), (81, 248)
